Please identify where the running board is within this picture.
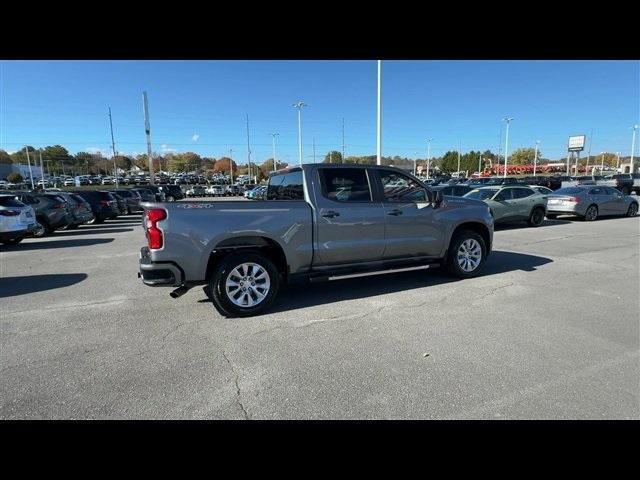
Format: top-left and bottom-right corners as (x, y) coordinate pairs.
(326, 264), (438, 281)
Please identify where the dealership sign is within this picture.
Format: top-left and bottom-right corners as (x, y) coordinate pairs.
(568, 135), (586, 152)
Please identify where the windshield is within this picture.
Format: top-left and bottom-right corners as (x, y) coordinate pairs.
(463, 188), (499, 200)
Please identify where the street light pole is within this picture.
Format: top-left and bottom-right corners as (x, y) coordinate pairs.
(270, 133), (279, 173)
(457, 140), (461, 173)
(25, 147), (34, 190)
(631, 125), (639, 173)
(426, 138), (433, 180)
(600, 151), (605, 172)
(108, 107), (119, 188)
(533, 140), (540, 177)
(503, 117), (514, 178)
(616, 152), (620, 171)
(229, 149), (234, 184)
(376, 60), (382, 166)
(293, 101), (307, 166)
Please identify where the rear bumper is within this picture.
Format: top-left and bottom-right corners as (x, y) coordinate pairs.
(547, 203), (585, 216)
(138, 247), (184, 287)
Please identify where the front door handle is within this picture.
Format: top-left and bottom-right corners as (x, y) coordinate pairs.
(322, 210), (340, 218)
(386, 209), (403, 216)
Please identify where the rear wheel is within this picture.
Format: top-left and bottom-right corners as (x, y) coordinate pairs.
(627, 202), (638, 217)
(583, 204), (598, 221)
(33, 219), (50, 237)
(528, 207), (545, 227)
(208, 251), (280, 318)
(445, 230), (487, 278)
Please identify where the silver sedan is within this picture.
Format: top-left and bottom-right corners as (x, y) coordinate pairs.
(546, 186), (638, 221)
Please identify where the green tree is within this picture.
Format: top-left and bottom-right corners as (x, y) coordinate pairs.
(509, 147), (538, 165)
(439, 151), (460, 173)
(323, 151), (343, 163)
(10, 146), (37, 164)
(0, 149), (12, 164)
(7, 172), (23, 183)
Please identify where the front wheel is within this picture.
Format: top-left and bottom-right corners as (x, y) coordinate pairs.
(208, 251), (280, 317)
(33, 220), (49, 238)
(627, 203), (638, 217)
(445, 230), (487, 278)
(528, 207), (545, 227)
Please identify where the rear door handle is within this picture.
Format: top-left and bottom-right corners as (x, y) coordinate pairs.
(386, 209), (403, 216)
(322, 210), (340, 218)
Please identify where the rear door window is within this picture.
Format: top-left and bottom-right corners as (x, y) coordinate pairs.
(511, 187), (535, 199)
(266, 170), (305, 200)
(318, 168), (372, 202)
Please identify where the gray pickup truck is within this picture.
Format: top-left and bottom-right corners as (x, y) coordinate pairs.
(138, 164), (494, 317)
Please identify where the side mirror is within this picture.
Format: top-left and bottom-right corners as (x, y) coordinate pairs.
(432, 189), (443, 208)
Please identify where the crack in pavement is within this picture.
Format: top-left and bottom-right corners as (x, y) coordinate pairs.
(221, 350), (249, 420)
(471, 283), (515, 304)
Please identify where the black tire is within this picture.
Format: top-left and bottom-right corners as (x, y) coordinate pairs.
(33, 218), (50, 237)
(208, 251), (280, 318)
(546, 214), (557, 220)
(528, 207), (545, 227)
(627, 202), (638, 217)
(583, 204), (598, 221)
(445, 230), (487, 279)
(127, 207), (132, 215)
(87, 216), (104, 224)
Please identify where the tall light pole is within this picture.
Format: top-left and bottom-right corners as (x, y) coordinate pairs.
(502, 117), (514, 178)
(25, 146), (34, 190)
(293, 101), (307, 165)
(246, 114), (252, 181)
(229, 148), (234, 184)
(426, 138), (433, 180)
(631, 124), (639, 173)
(108, 107), (119, 188)
(270, 133), (279, 173)
(533, 140), (540, 177)
(600, 151), (605, 172)
(342, 117), (345, 163)
(376, 60), (382, 166)
(586, 129), (593, 172)
(142, 91), (155, 185)
(39, 149), (45, 186)
(616, 151), (620, 171)
(457, 140), (461, 173)
(478, 155), (483, 175)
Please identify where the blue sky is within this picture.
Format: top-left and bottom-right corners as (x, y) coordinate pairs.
(1, 60), (638, 163)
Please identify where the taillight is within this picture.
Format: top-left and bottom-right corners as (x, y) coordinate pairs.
(0, 210), (20, 216)
(567, 197), (579, 203)
(100, 200), (109, 205)
(145, 208), (167, 249)
(52, 203), (65, 209)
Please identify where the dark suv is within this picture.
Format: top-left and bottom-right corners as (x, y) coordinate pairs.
(0, 190), (73, 236)
(72, 190), (120, 224)
(111, 189), (142, 213)
(157, 184), (184, 201)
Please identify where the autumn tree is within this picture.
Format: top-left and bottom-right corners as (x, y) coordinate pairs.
(7, 172), (23, 183)
(10, 146), (37, 164)
(213, 157), (237, 174)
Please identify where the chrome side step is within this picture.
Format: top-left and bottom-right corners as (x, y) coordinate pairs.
(327, 264), (436, 281)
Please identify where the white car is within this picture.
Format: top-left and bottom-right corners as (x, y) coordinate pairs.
(63, 178), (75, 186)
(206, 185), (225, 196)
(0, 194), (38, 245)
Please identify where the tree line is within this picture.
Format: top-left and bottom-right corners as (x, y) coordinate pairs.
(1, 144), (625, 179)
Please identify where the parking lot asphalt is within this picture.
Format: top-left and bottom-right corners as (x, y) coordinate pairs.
(1, 198), (639, 419)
